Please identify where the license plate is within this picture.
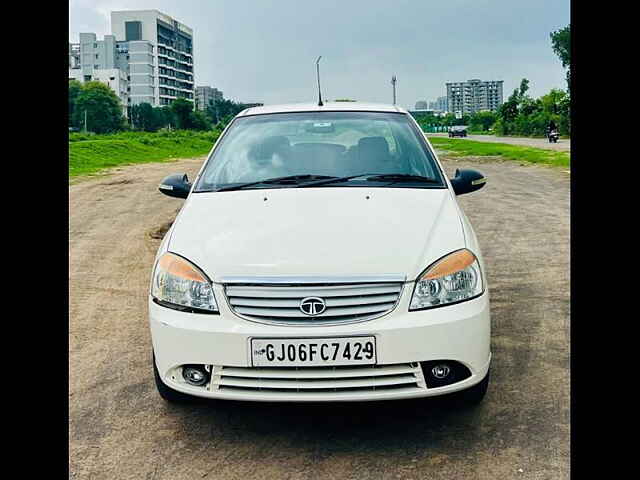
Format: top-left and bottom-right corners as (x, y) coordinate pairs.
(251, 336), (377, 367)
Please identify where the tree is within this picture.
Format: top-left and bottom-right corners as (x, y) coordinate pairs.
(469, 111), (497, 132)
(550, 26), (570, 68)
(519, 97), (541, 117)
(69, 80), (83, 127)
(518, 78), (530, 99)
(499, 92), (519, 124)
(551, 25), (570, 89)
(190, 110), (211, 131)
(169, 98), (212, 130)
(130, 103), (163, 132)
(170, 98), (195, 129)
(156, 107), (175, 129)
(540, 89), (567, 116)
(207, 98), (252, 126)
(73, 81), (125, 133)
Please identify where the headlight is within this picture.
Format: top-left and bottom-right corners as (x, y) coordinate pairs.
(409, 249), (483, 310)
(151, 252), (218, 313)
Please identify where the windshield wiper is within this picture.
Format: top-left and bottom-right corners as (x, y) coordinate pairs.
(365, 174), (441, 184)
(215, 174), (337, 192)
(297, 173), (440, 188)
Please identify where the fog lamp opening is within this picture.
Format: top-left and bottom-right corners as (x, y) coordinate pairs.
(420, 360), (472, 388)
(182, 365), (210, 387)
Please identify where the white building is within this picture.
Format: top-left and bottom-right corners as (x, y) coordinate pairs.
(111, 10), (195, 107)
(69, 10), (195, 113)
(446, 79), (503, 115)
(429, 96), (448, 113)
(196, 86), (223, 111)
(68, 67), (129, 112)
(68, 33), (129, 115)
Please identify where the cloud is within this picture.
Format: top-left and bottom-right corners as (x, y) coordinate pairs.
(68, 0), (570, 105)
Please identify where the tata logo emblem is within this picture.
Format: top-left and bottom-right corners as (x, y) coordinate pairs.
(299, 297), (326, 316)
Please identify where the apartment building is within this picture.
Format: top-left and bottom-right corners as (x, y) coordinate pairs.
(446, 79), (503, 115)
(429, 96), (448, 113)
(68, 33), (129, 114)
(195, 86), (223, 111)
(111, 10), (195, 107)
(69, 10), (195, 110)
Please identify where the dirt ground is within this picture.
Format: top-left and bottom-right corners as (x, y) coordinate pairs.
(428, 132), (571, 152)
(69, 156), (570, 479)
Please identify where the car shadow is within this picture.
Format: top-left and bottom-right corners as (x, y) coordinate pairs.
(163, 393), (488, 455)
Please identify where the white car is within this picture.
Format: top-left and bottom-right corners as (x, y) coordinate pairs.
(150, 102), (490, 405)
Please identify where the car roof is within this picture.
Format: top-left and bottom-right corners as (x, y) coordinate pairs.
(236, 102), (407, 117)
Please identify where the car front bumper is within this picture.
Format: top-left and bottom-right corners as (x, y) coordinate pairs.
(149, 283), (491, 402)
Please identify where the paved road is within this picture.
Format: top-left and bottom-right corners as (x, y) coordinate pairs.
(428, 132), (570, 152)
(69, 157), (569, 480)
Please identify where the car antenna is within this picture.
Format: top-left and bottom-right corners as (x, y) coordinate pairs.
(316, 56), (324, 106)
(391, 75), (397, 105)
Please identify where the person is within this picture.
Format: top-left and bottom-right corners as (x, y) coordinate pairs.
(548, 120), (557, 134)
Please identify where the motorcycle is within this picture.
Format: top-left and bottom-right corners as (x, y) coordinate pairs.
(548, 129), (559, 143)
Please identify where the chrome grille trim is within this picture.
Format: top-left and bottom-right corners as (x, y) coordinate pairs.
(223, 280), (404, 326)
(217, 274), (406, 285)
(226, 284), (402, 298)
(210, 363), (427, 394)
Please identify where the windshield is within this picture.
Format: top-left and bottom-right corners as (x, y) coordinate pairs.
(194, 111), (445, 192)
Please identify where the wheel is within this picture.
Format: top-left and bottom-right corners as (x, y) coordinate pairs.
(153, 352), (196, 403)
(454, 369), (490, 407)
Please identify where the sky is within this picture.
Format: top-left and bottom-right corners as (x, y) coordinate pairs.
(69, 0), (570, 110)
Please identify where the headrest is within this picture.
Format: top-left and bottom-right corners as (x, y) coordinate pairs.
(249, 136), (291, 161)
(358, 136), (390, 157)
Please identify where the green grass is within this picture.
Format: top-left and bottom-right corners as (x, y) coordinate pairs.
(466, 131), (495, 136)
(428, 137), (570, 168)
(69, 130), (220, 177)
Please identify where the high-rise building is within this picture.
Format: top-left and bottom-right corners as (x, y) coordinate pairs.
(69, 10), (195, 112)
(414, 100), (429, 110)
(195, 86), (224, 111)
(111, 10), (195, 107)
(446, 79), (503, 115)
(429, 96), (448, 113)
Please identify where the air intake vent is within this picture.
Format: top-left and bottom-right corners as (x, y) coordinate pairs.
(210, 363), (426, 397)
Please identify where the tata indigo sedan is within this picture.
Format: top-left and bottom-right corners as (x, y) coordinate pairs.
(151, 102), (490, 405)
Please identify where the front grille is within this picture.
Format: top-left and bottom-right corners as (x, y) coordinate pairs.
(210, 363), (426, 395)
(224, 282), (403, 325)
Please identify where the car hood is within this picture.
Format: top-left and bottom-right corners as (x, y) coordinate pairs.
(168, 187), (466, 282)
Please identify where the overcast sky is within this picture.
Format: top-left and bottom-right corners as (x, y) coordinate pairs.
(69, 0), (570, 109)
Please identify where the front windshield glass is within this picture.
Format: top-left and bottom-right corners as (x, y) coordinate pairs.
(194, 111), (445, 191)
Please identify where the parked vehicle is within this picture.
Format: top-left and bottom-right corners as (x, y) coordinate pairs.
(449, 126), (467, 138)
(151, 102), (490, 405)
(548, 129), (559, 143)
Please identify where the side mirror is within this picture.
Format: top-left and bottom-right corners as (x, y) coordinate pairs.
(159, 173), (192, 199)
(450, 168), (486, 195)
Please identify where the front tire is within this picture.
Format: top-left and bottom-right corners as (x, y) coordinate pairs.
(153, 353), (196, 403)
